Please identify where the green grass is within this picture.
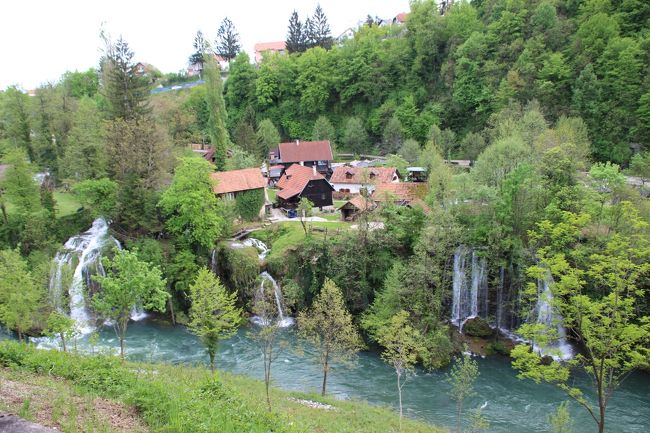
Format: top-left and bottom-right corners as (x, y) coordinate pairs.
(0, 341), (443, 433)
(267, 188), (277, 203)
(3, 190), (81, 218)
(256, 222), (350, 262)
(53, 191), (82, 217)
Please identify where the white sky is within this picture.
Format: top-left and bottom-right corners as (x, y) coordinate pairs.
(0, 0), (410, 90)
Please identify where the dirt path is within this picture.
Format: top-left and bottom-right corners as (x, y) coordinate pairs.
(0, 369), (148, 433)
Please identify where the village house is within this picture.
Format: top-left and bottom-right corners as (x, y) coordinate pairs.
(330, 166), (400, 195)
(187, 54), (229, 77)
(276, 164), (334, 209)
(270, 140), (333, 177)
(254, 41), (287, 64)
(373, 182), (430, 213)
(210, 167), (267, 216)
(406, 167), (427, 182)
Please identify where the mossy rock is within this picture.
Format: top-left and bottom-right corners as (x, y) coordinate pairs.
(463, 317), (493, 338)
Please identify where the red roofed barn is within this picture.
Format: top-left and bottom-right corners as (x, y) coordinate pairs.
(211, 167), (266, 199)
(254, 41), (287, 63)
(276, 164), (334, 208)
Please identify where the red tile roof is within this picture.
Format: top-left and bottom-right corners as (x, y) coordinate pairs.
(211, 168), (266, 195)
(278, 140), (333, 163)
(330, 166), (398, 184)
(276, 164), (330, 200)
(395, 12), (408, 23)
(373, 182), (428, 202)
(254, 41), (286, 52)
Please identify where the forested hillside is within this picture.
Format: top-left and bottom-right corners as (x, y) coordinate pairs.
(221, 0), (649, 163)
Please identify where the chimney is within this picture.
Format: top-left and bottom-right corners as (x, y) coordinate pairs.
(312, 166), (317, 176)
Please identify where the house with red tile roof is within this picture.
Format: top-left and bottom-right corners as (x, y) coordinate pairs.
(210, 167), (266, 199)
(338, 194), (377, 221)
(276, 164), (334, 208)
(254, 41), (287, 63)
(330, 166), (400, 195)
(271, 140), (333, 177)
(373, 182), (431, 214)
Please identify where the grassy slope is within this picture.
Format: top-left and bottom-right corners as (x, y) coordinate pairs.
(3, 190), (81, 218)
(0, 342), (443, 433)
(255, 222), (349, 262)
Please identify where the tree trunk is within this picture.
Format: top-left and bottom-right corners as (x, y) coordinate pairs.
(457, 401), (463, 433)
(321, 352), (329, 396)
(17, 330), (23, 342)
(119, 336), (125, 360)
(397, 370), (403, 432)
(209, 352), (215, 374)
(0, 202), (8, 225)
(61, 334), (67, 352)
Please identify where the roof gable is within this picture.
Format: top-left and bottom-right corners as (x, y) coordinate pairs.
(278, 140), (333, 163)
(211, 168), (266, 194)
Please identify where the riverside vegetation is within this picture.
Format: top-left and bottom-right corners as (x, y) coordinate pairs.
(0, 1), (649, 432)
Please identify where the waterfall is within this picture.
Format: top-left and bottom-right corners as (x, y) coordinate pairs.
(451, 247), (488, 329)
(496, 267), (504, 331)
(231, 237), (293, 327)
(251, 272), (294, 328)
(48, 218), (146, 335)
(533, 276), (573, 360)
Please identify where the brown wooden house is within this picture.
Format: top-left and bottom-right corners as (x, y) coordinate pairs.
(276, 164), (334, 208)
(270, 140), (333, 177)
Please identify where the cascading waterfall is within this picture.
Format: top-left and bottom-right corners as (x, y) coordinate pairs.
(229, 237), (293, 327)
(451, 247), (488, 329)
(532, 276), (573, 361)
(48, 218), (146, 335)
(496, 267), (505, 331)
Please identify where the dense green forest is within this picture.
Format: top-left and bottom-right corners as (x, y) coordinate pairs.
(0, 1), (649, 432)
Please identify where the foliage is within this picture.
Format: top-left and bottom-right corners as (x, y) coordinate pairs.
(44, 311), (77, 352)
(188, 268), (242, 373)
(93, 249), (168, 359)
(377, 310), (426, 427)
(548, 401), (573, 433)
(297, 279), (363, 395)
(0, 249), (42, 341)
(235, 188), (265, 221)
(447, 352), (479, 433)
(61, 96), (105, 180)
(2, 149), (41, 215)
(342, 117), (368, 154)
(462, 317), (492, 338)
(73, 178), (118, 218)
(256, 119), (280, 159)
(159, 156), (228, 250)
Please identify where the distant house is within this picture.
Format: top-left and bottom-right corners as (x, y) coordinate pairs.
(276, 164), (334, 209)
(373, 182), (429, 210)
(330, 166), (400, 195)
(338, 194), (376, 221)
(211, 167), (266, 200)
(254, 41), (287, 63)
(271, 140), (334, 177)
(187, 54), (229, 77)
(445, 160), (472, 170)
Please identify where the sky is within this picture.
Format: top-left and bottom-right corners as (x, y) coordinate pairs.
(0, 0), (410, 90)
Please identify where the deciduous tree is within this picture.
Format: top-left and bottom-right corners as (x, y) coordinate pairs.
(447, 351), (479, 433)
(93, 249), (168, 359)
(0, 249), (41, 342)
(298, 279), (363, 395)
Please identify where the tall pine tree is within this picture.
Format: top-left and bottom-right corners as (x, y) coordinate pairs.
(204, 55), (230, 170)
(215, 18), (241, 62)
(286, 11), (305, 53)
(189, 30), (210, 76)
(311, 4), (333, 49)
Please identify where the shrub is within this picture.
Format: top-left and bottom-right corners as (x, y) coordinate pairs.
(235, 189), (265, 221)
(462, 317), (492, 338)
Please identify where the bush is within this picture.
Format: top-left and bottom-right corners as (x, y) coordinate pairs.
(463, 317), (492, 338)
(216, 243), (260, 301)
(235, 189), (265, 221)
(486, 340), (511, 356)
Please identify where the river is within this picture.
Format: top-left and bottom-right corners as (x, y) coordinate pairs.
(34, 319), (650, 433)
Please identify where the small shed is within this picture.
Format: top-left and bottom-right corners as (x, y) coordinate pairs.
(338, 195), (376, 221)
(406, 167), (427, 182)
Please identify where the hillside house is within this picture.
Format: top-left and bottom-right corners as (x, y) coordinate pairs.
(330, 166), (400, 195)
(276, 164), (334, 209)
(270, 140), (333, 177)
(254, 41), (287, 63)
(373, 182), (430, 213)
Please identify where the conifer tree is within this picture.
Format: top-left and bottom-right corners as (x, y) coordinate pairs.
(188, 268), (242, 373)
(311, 4), (333, 49)
(189, 30), (210, 76)
(204, 55), (231, 170)
(215, 17), (241, 62)
(286, 11), (305, 53)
